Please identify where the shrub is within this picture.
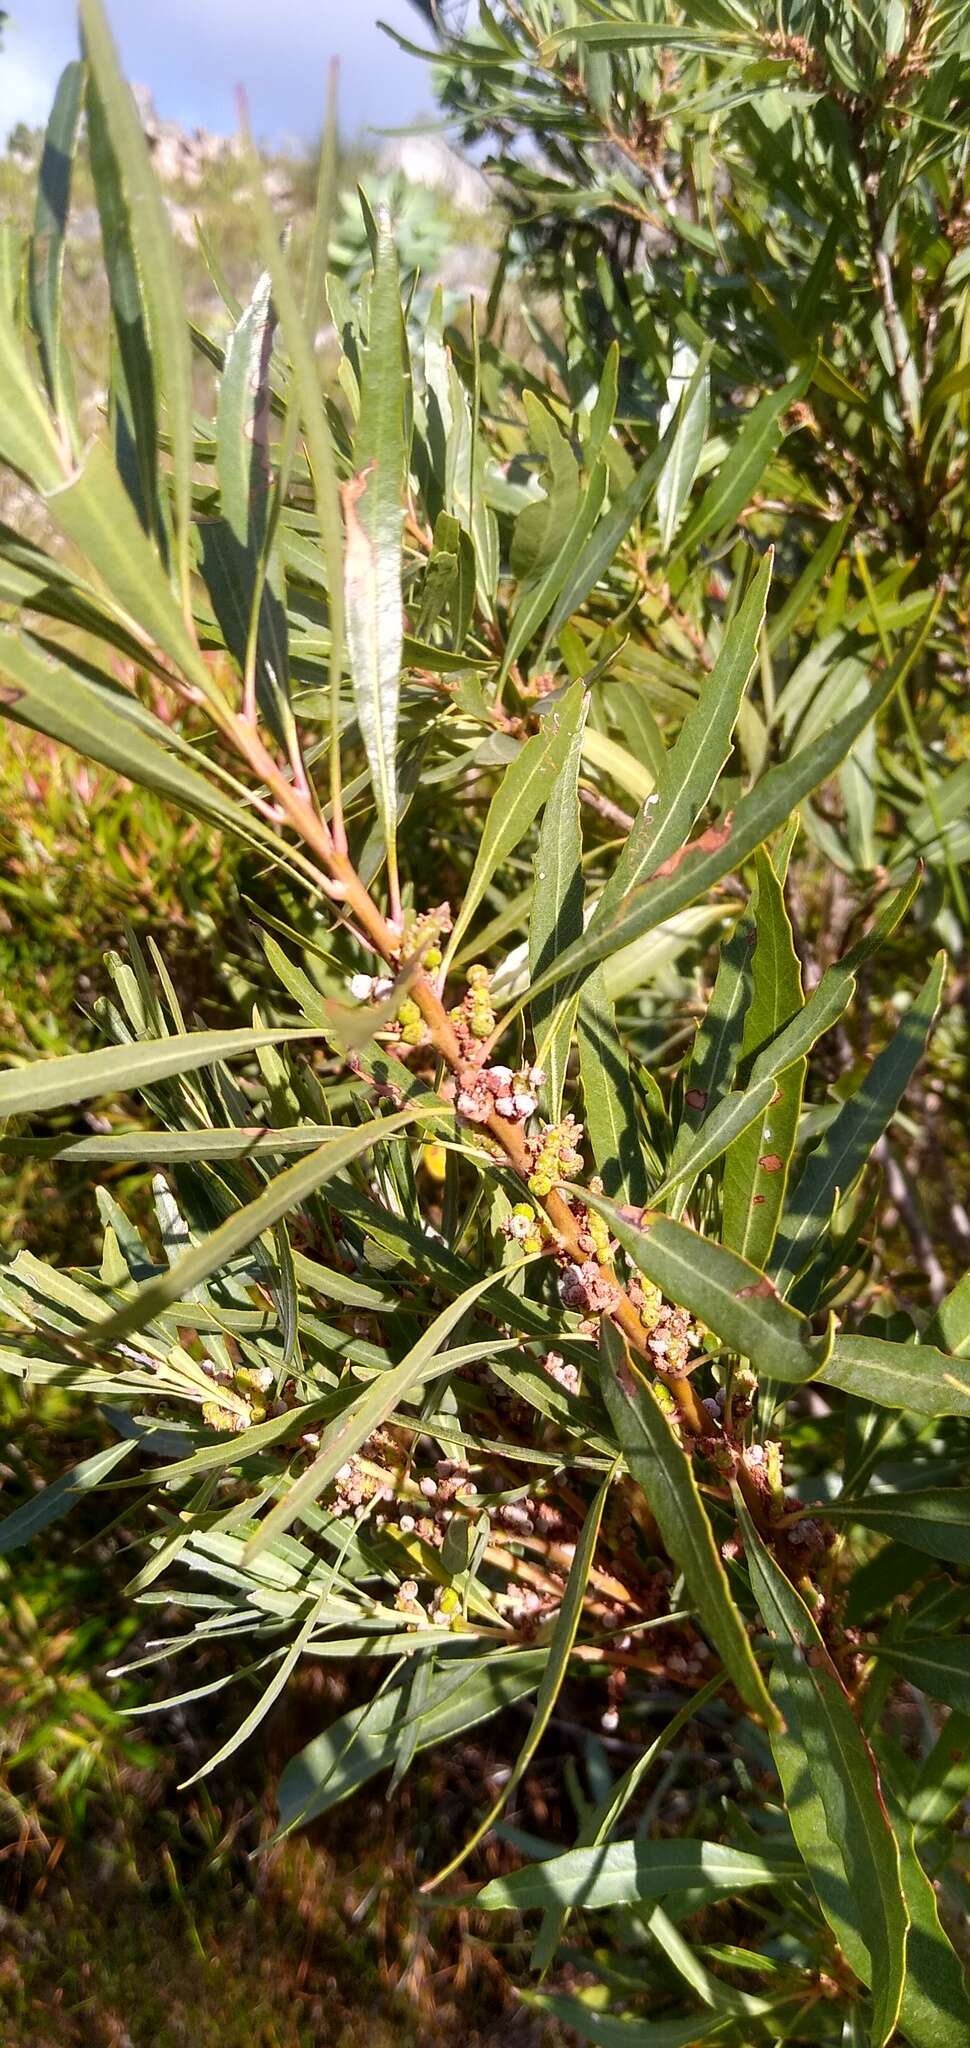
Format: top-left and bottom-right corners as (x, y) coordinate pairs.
(0, 3), (968, 2042)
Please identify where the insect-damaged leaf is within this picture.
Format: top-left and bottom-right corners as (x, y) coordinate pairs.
(585, 1194), (833, 1384)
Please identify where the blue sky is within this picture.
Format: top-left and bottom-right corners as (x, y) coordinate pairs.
(2, 1), (434, 144)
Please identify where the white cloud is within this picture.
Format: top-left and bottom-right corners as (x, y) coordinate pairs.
(1, 1), (432, 144)
(2, 36), (61, 138)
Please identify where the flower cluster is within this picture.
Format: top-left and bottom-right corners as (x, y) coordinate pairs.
(560, 1260), (621, 1315)
(451, 960), (495, 1042)
(397, 901), (452, 968)
(455, 1059), (543, 1126)
(504, 1200), (545, 1256)
(202, 1363), (274, 1434)
(527, 1113), (585, 1198)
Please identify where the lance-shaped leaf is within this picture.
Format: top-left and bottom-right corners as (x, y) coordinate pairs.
(517, 1996), (727, 2048)
(0, 1436), (134, 1557)
(509, 390), (580, 586)
(578, 966), (649, 1205)
(0, 1024), (320, 1121)
(429, 1463), (616, 1888)
(448, 680), (586, 961)
(0, 277), (65, 491)
(29, 61), (84, 425)
(656, 340), (709, 553)
(275, 1650), (547, 1837)
(92, 1106), (425, 1349)
(653, 867), (921, 1209)
(735, 1495), (908, 2046)
(522, 630), (930, 1012)
(0, 631), (301, 869)
(652, 1077), (777, 1212)
(587, 1195), (833, 1384)
(594, 552), (771, 926)
(246, 1256), (520, 1560)
(721, 849), (805, 1268)
(599, 1321), (776, 1724)
(477, 1835), (801, 1914)
(529, 1678), (725, 1973)
(504, 461), (606, 682)
(671, 364), (812, 561)
(529, 696), (586, 1118)
(86, 71), (158, 533)
(346, 218), (407, 893)
(218, 268), (275, 555)
(824, 1489), (970, 1567)
(872, 1641), (970, 1716)
(889, 1789), (970, 2048)
(927, 1271), (970, 1356)
(817, 1332), (970, 1419)
(773, 952), (946, 1300)
(80, 0), (194, 602)
(539, 353), (709, 651)
(46, 442), (216, 701)
(662, 905), (755, 1214)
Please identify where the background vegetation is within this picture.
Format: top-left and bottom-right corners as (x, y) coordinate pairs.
(1, 3), (968, 2044)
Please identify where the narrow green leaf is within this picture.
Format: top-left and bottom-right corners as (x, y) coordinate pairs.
(347, 216), (407, 893)
(671, 365), (812, 560)
(747, 869), (923, 1087)
(817, 1333), (970, 1420)
(529, 696), (586, 1118)
(506, 459), (606, 680)
(80, 0), (194, 606)
(0, 1024), (318, 1120)
(0, 1436), (133, 1556)
(448, 679), (586, 960)
(509, 391), (579, 585)
(825, 1490), (970, 1567)
(180, 1591), (328, 1789)
(588, 1197), (833, 1385)
(657, 341), (709, 554)
(721, 850), (805, 1267)
(93, 1107), (425, 1349)
(890, 1791), (970, 2048)
(519, 1998), (723, 2048)
(662, 908), (755, 1213)
(246, 1256), (519, 1560)
(218, 269), (275, 553)
(524, 632), (928, 1012)
(773, 953), (946, 1299)
(735, 1493), (908, 2047)
(530, 1678), (725, 1972)
(927, 1272), (970, 1356)
(873, 1641), (970, 1715)
(47, 441), (216, 701)
(599, 1320), (776, 1724)
(29, 61), (84, 423)
(652, 1077), (777, 1210)
(579, 966), (648, 1205)
(477, 1837), (801, 1914)
(86, 72), (158, 534)
(908, 1713), (970, 1830)
(0, 1127), (370, 1164)
(594, 553), (771, 925)
(430, 1463), (616, 1888)
(275, 1650), (547, 1835)
(540, 355), (708, 649)
(0, 631), (296, 865)
(0, 276), (65, 491)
